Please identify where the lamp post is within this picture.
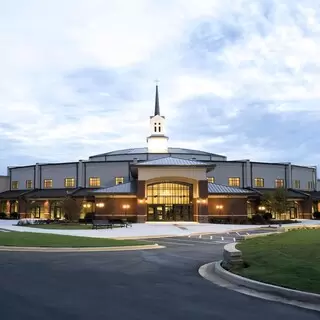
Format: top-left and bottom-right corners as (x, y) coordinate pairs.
(122, 204), (130, 217)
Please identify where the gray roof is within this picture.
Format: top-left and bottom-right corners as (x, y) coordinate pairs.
(135, 157), (209, 166)
(92, 181), (252, 195)
(208, 183), (253, 194)
(93, 182), (137, 194)
(90, 147), (225, 158)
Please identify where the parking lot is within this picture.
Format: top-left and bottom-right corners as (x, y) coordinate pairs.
(141, 227), (280, 247)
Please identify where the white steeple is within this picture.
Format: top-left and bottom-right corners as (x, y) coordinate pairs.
(147, 84), (169, 153)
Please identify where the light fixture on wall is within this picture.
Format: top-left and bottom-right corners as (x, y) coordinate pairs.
(96, 202), (105, 208)
(216, 205), (223, 210)
(122, 204), (130, 216)
(83, 203), (92, 208)
(258, 206), (266, 211)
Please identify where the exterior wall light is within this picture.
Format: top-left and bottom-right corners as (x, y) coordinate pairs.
(258, 206), (266, 211)
(96, 202), (105, 208)
(216, 205), (223, 210)
(122, 204), (130, 216)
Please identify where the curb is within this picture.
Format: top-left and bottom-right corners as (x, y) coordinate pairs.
(240, 231), (283, 239)
(199, 261), (320, 311)
(0, 244), (164, 253)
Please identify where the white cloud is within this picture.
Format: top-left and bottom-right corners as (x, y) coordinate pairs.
(1, 0), (320, 172)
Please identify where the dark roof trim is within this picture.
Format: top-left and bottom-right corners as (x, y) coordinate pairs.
(8, 165), (36, 170)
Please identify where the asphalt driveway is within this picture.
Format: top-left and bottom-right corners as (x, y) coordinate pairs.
(0, 237), (319, 320)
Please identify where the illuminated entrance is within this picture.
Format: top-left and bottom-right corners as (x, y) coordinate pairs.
(147, 182), (193, 221)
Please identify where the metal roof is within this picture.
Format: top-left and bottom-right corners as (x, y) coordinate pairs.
(134, 157), (209, 166)
(89, 147), (225, 158)
(93, 182), (137, 194)
(208, 183), (253, 194)
(0, 189), (33, 199)
(251, 188), (309, 199)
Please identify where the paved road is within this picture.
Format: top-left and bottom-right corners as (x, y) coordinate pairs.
(0, 230), (319, 320)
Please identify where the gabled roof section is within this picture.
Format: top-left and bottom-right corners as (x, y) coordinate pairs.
(0, 189), (34, 199)
(25, 188), (78, 199)
(208, 183), (254, 194)
(249, 188), (309, 199)
(133, 157), (209, 167)
(93, 182), (137, 194)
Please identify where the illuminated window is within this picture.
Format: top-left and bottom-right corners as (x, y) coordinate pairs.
(26, 180), (33, 189)
(228, 177), (240, 187)
(11, 181), (19, 189)
(254, 178), (264, 187)
(293, 180), (300, 189)
(44, 179), (53, 188)
(64, 178), (75, 188)
(275, 179), (284, 188)
(115, 177), (124, 185)
(89, 177), (100, 187)
(307, 181), (314, 190)
(147, 182), (191, 205)
(207, 177), (215, 183)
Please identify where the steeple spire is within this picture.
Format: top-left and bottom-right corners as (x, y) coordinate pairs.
(154, 83), (160, 116)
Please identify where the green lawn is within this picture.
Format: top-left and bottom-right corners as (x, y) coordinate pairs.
(0, 232), (147, 248)
(22, 223), (101, 230)
(235, 230), (320, 294)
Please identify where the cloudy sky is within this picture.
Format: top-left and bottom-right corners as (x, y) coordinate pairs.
(1, 0), (320, 174)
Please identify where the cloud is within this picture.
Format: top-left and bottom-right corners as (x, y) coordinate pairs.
(1, 0), (320, 175)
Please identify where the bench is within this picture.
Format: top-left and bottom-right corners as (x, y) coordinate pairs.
(92, 220), (113, 230)
(109, 219), (132, 228)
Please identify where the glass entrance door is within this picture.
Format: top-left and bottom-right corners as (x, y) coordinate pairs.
(148, 205), (165, 221)
(146, 182), (194, 221)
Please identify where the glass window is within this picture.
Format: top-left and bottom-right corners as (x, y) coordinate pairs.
(293, 180), (300, 189)
(89, 177), (100, 187)
(228, 177), (240, 187)
(207, 177), (215, 183)
(11, 181), (19, 189)
(115, 177), (124, 185)
(307, 181), (314, 190)
(275, 179), (284, 188)
(147, 182), (191, 205)
(64, 178), (75, 188)
(254, 178), (264, 187)
(26, 180), (33, 189)
(44, 179), (53, 188)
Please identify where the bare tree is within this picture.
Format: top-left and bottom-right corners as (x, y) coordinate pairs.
(58, 197), (80, 222)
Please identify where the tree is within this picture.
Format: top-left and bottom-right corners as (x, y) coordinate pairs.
(58, 197), (80, 222)
(260, 187), (289, 220)
(20, 198), (41, 219)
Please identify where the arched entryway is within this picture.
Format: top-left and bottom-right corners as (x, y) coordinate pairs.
(146, 182), (193, 221)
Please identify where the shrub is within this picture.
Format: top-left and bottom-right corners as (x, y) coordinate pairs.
(313, 211), (320, 220)
(0, 212), (7, 219)
(263, 212), (273, 221)
(209, 217), (232, 224)
(9, 212), (19, 219)
(251, 214), (266, 225)
(83, 212), (95, 224)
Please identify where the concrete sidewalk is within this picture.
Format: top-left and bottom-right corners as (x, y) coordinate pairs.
(0, 219), (319, 239)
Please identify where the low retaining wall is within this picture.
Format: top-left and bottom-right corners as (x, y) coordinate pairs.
(220, 236), (320, 305)
(221, 243), (243, 270)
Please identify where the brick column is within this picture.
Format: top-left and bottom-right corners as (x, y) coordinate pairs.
(136, 181), (147, 223)
(301, 197), (313, 219)
(198, 180), (208, 223)
(18, 199), (27, 219)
